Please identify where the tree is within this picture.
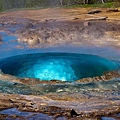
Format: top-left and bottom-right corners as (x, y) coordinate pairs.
(2, 0), (26, 10)
(0, 0), (115, 10)
(101, 0), (105, 3)
(114, 0), (120, 7)
(60, 0), (63, 5)
(83, 0), (88, 4)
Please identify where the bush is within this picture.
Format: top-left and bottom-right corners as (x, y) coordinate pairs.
(114, 0), (120, 7)
(2, 0), (26, 10)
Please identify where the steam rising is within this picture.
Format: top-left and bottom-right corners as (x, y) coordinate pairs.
(18, 21), (120, 49)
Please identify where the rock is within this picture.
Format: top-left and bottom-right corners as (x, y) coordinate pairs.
(73, 17), (79, 20)
(87, 10), (102, 14)
(104, 70), (120, 80)
(107, 8), (119, 12)
(25, 23), (33, 28)
(27, 36), (40, 46)
(76, 71), (120, 83)
(45, 19), (48, 22)
(84, 21), (90, 27)
(0, 35), (2, 41)
(71, 109), (81, 118)
(0, 69), (3, 74)
(85, 17), (108, 21)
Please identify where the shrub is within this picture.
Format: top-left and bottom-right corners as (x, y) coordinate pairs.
(114, 0), (120, 7)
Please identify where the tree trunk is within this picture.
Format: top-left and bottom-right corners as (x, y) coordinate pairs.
(83, 0), (88, 4)
(60, 0), (63, 6)
(101, 0), (105, 3)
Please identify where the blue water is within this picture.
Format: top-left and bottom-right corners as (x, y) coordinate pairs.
(0, 108), (54, 120)
(0, 53), (119, 82)
(0, 32), (27, 58)
(0, 32), (17, 42)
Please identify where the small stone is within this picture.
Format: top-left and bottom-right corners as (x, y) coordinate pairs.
(73, 18), (79, 20)
(26, 23), (33, 28)
(107, 8), (119, 12)
(84, 22), (90, 27)
(87, 10), (101, 14)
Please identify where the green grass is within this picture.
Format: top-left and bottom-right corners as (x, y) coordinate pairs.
(0, 2), (117, 13)
(63, 2), (114, 8)
(0, 0), (3, 12)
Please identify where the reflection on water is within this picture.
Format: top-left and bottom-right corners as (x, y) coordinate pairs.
(0, 108), (54, 120)
(0, 31), (120, 64)
(0, 31), (25, 50)
(0, 108), (119, 120)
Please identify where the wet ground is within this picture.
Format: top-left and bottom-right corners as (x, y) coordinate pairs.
(0, 8), (120, 119)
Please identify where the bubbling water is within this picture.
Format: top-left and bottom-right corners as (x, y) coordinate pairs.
(0, 53), (119, 82)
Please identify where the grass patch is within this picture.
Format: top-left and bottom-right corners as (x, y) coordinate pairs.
(63, 2), (114, 8)
(0, 2), (117, 13)
(0, 0), (3, 12)
(0, 5), (57, 13)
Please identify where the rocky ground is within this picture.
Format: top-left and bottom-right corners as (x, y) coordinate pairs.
(0, 8), (120, 49)
(0, 7), (120, 119)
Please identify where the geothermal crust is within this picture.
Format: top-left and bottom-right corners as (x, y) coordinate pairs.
(0, 8), (120, 49)
(0, 70), (120, 119)
(0, 7), (120, 119)
(17, 21), (120, 48)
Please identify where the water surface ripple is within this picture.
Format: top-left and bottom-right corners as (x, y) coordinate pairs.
(0, 53), (119, 81)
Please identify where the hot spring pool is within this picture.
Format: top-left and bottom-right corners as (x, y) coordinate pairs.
(0, 53), (119, 82)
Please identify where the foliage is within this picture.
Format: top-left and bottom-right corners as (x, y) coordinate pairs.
(114, 0), (120, 7)
(2, 0), (26, 10)
(64, 2), (114, 8)
(0, 0), (117, 12)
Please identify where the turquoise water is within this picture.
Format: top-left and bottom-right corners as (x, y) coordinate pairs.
(0, 53), (119, 82)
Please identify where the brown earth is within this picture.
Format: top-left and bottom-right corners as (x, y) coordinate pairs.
(0, 7), (120, 49)
(0, 7), (120, 21)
